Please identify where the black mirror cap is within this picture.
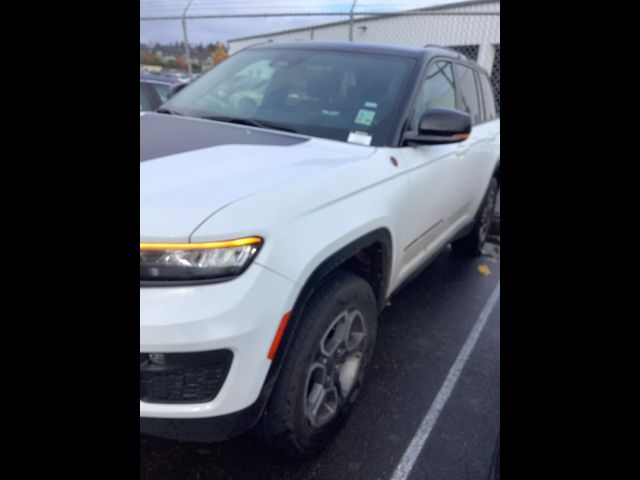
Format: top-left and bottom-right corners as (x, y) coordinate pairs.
(167, 82), (188, 99)
(404, 108), (472, 145)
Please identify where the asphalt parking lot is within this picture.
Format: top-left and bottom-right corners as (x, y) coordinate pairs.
(141, 235), (500, 480)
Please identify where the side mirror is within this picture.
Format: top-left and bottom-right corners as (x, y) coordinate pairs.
(167, 82), (188, 99)
(403, 108), (471, 145)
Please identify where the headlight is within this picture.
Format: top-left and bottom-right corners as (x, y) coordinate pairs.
(140, 237), (263, 284)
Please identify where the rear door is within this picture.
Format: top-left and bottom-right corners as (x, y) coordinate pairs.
(453, 64), (499, 214)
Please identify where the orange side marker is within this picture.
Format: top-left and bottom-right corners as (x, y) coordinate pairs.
(452, 133), (470, 140)
(267, 311), (292, 360)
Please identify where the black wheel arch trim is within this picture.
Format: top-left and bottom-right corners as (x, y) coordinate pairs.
(292, 228), (393, 314)
(248, 228), (393, 431)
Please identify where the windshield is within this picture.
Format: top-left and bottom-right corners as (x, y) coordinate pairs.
(163, 47), (416, 146)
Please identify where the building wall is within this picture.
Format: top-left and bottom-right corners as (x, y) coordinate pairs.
(228, 1), (499, 65)
(228, 1), (500, 108)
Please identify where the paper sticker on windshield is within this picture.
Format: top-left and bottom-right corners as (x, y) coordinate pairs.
(355, 109), (376, 126)
(347, 131), (372, 146)
(364, 102), (378, 109)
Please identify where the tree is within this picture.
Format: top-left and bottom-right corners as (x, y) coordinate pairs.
(212, 41), (228, 65)
(140, 51), (160, 66)
(176, 53), (187, 70)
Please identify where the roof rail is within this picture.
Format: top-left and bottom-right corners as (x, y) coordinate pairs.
(243, 39), (274, 49)
(423, 44), (465, 58)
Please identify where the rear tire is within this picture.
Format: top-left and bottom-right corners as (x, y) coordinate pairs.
(260, 270), (378, 458)
(452, 177), (499, 257)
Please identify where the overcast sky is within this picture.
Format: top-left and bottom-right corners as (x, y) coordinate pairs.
(139, 0), (463, 44)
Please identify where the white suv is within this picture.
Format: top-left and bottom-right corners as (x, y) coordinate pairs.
(140, 42), (500, 458)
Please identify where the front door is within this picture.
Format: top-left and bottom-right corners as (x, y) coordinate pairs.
(397, 59), (467, 282)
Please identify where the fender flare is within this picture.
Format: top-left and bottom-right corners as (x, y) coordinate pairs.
(251, 228), (393, 420)
(294, 228), (393, 313)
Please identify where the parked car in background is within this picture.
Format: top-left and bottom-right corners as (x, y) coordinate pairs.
(140, 74), (179, 112)
(162, 69), (191, 83)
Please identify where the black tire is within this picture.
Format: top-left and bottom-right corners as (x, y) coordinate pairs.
(260, 270), (378, 458)
(452, 176), (499, 257)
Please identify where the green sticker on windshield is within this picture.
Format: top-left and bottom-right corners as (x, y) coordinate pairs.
(355, 109), (376, 126)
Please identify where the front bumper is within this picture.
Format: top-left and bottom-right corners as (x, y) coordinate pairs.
(140, 262), (297, 422)
(140, 398), (265, 442)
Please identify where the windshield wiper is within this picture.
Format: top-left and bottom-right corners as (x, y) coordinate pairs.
(155, 107), (184, 115)
(200, 116), (298, 134)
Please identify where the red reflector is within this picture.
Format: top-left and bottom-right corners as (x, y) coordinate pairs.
(267, 311), (291, 360)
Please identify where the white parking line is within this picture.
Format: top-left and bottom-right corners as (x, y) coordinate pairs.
(389, 282), (500, 480)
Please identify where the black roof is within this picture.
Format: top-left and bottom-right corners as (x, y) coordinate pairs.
(248, 41), (465, 61)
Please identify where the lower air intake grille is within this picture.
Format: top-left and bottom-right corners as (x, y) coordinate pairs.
(140, 350), (233, 404)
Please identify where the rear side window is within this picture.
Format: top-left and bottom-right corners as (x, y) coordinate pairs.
(454, 64), (482, 125)
(478, 73), (497, 120)
(412, 60), (456, 128)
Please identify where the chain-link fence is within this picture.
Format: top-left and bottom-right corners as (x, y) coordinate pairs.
(140, 0), (500, 111)
(490, 44), (500, 113)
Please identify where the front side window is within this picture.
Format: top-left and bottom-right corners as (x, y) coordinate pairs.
(454, 64), (482, 125)
(163, 48), (416, 146)
(413, 60), (457, 126)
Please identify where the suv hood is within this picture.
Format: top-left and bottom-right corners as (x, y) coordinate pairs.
(140, 113), (375, 242)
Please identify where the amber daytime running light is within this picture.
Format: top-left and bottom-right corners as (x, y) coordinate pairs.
(140, 237), (263, 283)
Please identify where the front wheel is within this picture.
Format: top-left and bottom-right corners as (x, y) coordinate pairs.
(260, 270), (378, 458)
(452, 177), (499, 256)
